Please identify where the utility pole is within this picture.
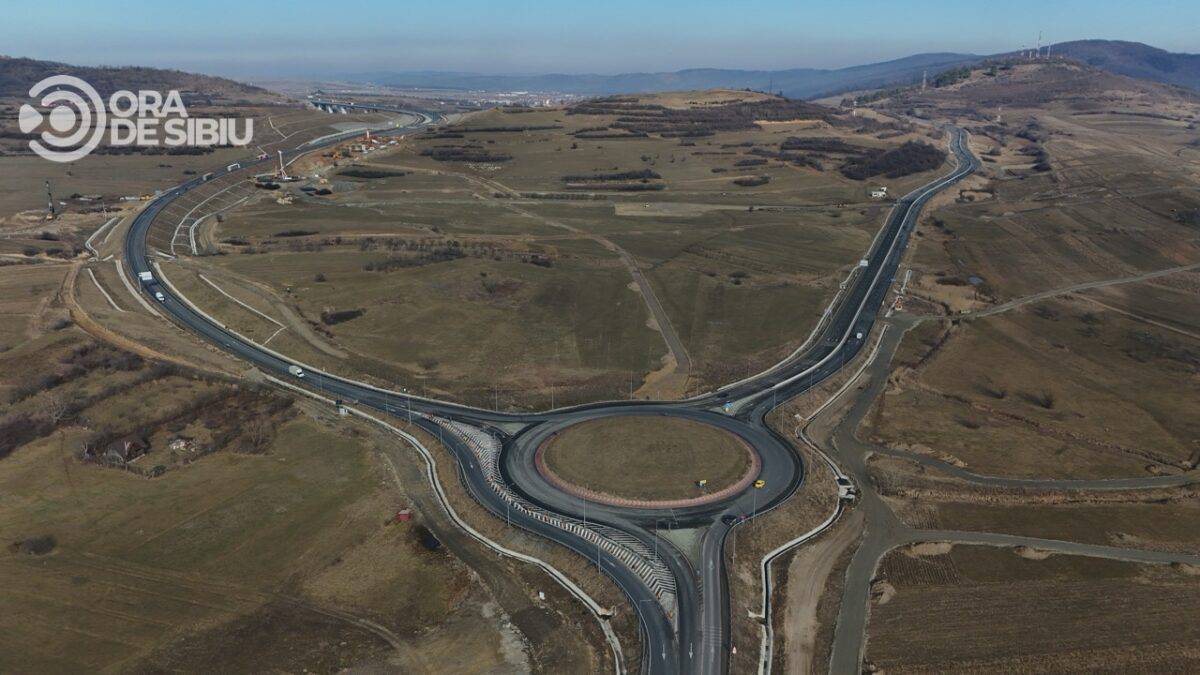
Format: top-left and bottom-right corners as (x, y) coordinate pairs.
(45, 180), (55, 219)
(1036, 31), (1042, 59)
(922, 70), (927, 91)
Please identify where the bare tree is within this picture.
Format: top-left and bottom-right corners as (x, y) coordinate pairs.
(244, 417), (272, 453)
(44, 391), (71, 428)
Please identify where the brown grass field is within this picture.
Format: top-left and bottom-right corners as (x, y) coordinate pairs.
(0, 262), (541, 673)
(895, 65), (1200, 312)
(541, 415), (752, 501)
(869, 295), (1200, 479)
(866, 61), (1200, 480)
(169, 91), (951, 405)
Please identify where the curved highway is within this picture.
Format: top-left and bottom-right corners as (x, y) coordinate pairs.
(123, 112), (977, 674)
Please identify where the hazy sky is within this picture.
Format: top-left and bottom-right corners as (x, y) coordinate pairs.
(5, 0), (1198, 79)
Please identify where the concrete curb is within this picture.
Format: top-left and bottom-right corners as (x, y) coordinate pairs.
(754, 323), (889, 674)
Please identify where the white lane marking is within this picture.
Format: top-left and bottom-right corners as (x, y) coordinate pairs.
(86, 267), (124, 312)
(768, 132), (972, 393)
(716, 131), (970, 398)
(199, 273), (285, 328)
(262, 325), (287, 345)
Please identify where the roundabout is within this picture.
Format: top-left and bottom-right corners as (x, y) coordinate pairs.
(122, 108), (977, 675)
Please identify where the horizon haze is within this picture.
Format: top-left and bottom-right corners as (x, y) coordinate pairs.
(4, 0), (1199, 80)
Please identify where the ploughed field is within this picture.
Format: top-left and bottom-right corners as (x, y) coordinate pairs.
(866, 544), (1200, 673)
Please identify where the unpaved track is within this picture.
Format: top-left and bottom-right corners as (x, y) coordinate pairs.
(961, 261), (1200, 320)
(63, 263), (201, 369)
(358, 160), (693, 380)
(783, 509), (863, 674)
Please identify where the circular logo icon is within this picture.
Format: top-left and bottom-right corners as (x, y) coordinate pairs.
(19, 75), (107, 163)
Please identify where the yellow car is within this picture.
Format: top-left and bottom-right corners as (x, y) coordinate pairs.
(753, 479), (765, 489)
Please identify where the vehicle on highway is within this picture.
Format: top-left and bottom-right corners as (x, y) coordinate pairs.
(836, 476), (857, 500)
(137, 271), (153, 282)
(288, 365), (306, 378)
(154, 291), (165, 302)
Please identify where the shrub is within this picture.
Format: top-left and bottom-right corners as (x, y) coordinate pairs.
(561, 169), (661, 182)
(9, 535), (56, 555)
(338, 167), (408, 179)
(419, 146), (512, 162)
(320, 309), (365, 325)
(840, 141), (945, 180)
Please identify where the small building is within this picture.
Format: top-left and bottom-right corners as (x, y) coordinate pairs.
(101, 436), (150, 466)
(870, 186), (889, 199)
(394, 509), (412, 523)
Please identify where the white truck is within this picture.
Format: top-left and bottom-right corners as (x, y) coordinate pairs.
(287, 365), (305, 378)
(137, 271), (153, 282)
(836, 476), (858, 500)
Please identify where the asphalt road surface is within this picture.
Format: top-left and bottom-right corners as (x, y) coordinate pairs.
(123, 114), (977, 674)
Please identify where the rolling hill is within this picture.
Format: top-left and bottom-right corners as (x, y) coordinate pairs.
(347, 41), (1200, 101)
(0, 55), (283, 103)
(345, 52), (983, 100)
(1046, 40), (1200, 92)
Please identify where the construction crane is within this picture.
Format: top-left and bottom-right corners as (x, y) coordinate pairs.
(45, 180), (56, 220)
